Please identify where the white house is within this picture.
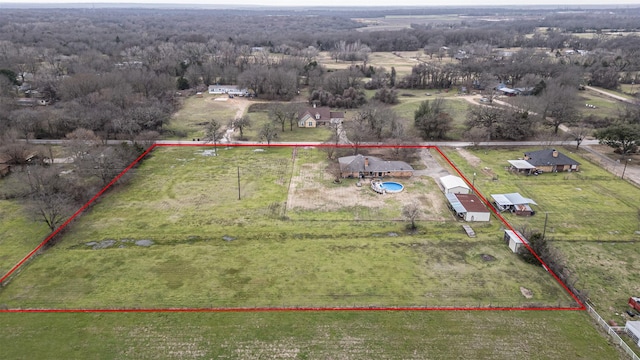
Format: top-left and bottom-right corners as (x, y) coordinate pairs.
(504, 230), (529, 253)
(208, 85), (250, 96)
(439, 175), (470, 194)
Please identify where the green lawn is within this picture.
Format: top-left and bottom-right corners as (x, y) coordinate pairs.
(0, 146), (573, 309)
(0, 311), (621, 359)
(0, 199), (50, 278)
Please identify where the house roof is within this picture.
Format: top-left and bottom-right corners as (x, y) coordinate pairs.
(508, 160), (536, 170)
(524, 149), (580, 167)
(338, 154), (413, 174)
(299, 107), (344, 121)
(492, 193), (537, 206)
(439, 175), (470, 190)
(447, 193), (489, 214)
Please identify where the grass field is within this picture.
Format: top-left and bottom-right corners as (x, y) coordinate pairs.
(0, 146), (574, 309)
(164, 94), (241, 139)
(0, 311), (621, 359)
(0, 199), (50, 278)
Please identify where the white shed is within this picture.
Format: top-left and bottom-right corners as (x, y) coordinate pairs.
(504, 230), (528, 253)
(439, 175), (470, 194)
(446, 193), (491, 222)
(626, 321), (640, 347)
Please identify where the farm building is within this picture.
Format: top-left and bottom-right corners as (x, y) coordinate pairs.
(523, 149), (580, 173)
(445, 193), (491, 222)
(492, 193), (537, 216)
(207, 85), (250, 96)
(504, 229), (529, 253)
(338, 154), (413, 179)
(439, 175), (471, 194)
(297, 106), (344, 128)
(625, 321), (640, 347)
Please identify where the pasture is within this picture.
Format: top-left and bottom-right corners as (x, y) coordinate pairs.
(0, 146), (573, 310)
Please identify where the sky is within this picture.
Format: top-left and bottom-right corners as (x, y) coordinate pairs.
(1, 0), (638, 7)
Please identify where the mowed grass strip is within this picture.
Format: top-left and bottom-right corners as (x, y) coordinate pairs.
(0, 146), (573, 309)
(0, 311), (621, 359)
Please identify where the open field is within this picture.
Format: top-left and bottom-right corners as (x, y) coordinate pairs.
(164, 94), (245, 139)
(0, 311), (621, 359)
(0, 146), (574, 309)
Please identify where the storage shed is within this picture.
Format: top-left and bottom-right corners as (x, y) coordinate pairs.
(439, 175), (471, 194)
(446, 193), (490, 222)
(625, 321), (640, 347)
(504, 230), (529, 253)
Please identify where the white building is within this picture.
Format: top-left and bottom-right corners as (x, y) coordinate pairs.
(625, 321), (640, 347)
(504, 230), (529, 253)
(446, 193), (491, 222)
(208, 85), (250, 96)
(439, 175), (470, 194)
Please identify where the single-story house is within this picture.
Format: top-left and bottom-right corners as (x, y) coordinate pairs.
(445, 193), (491, 222)
(298, 106), (344, 128)
(523, 149), (580, 173)
(504, 229), (529, 253)
(208, 85), (250, 96)
(338, 154), (413, 178)
(626, 321), (640, 347)
(439, 175), (471, 194)
(492, 193), (537, 216)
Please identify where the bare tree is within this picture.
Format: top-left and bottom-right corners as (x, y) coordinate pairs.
(203, 119), (224, 155)
(24, 165), (74, 232)
(258, 123), (278, 145)
(231, 115), (252, 140)
(402, 202), (421, 231)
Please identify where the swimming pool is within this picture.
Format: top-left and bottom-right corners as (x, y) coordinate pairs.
(380, 181), (404, 193)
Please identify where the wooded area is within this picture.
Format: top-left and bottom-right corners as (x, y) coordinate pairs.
(2, 6), (640, 228)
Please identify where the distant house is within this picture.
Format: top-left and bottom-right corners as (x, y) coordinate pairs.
(445, 193), (491, 222)
(523, 149), (580, 173)
(298, 106), (344, 128)
(492, 193), (537, 216)
(338, 154), (413, 178)
(208, 85), (250, 96)
(439, 175), (471, 194)
(504, 230), (529, 253)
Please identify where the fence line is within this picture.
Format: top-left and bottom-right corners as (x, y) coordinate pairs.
(585, 302), (640, 360)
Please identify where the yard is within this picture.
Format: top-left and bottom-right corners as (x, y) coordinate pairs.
(441, 146), (640, 323)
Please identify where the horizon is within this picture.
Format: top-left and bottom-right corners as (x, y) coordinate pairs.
(1, 1), (639, 8)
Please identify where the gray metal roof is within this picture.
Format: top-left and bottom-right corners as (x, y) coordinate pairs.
(507, 160), (536, 169)
(446, 193), (467, 214)
(492, 193), (537, 206)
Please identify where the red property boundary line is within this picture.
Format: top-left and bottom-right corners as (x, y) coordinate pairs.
(0, 143), (586, 312)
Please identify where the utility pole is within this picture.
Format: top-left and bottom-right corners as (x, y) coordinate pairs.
(237, 166), (241, 200)
(542, 212), (549, 240)
(622, 158), (631, 180)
